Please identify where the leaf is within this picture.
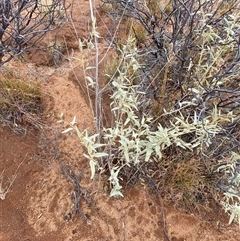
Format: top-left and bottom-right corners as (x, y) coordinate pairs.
(110, 189), (124, 197)
(75, 126), (84, 141)
(145, 146), (153, 162)
(124, 150), (130, 163)
(83, 153), (90, 159)
(89, 160), (96, 179)
(78, 39), (85, 51)
(92, 143), (106, 149)
(86, 76), (95, 88)
(70, 116), (77, 125)
(93, 152), (108, 158)
(229, 211), (235, 225)
(62, 127), (73, 133)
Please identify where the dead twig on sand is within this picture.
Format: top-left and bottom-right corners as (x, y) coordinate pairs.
(60, 163), (90, 222)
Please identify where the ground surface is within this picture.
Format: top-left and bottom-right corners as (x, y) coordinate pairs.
(1, 0), (240, 240)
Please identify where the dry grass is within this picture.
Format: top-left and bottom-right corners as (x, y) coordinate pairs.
(0, 67), (44, 133)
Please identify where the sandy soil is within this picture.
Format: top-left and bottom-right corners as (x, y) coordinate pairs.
(1, 0), (240, 240)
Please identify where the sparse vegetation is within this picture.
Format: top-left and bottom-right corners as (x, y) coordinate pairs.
(0, 0), (239, 232)
(0, 69), (43, 133)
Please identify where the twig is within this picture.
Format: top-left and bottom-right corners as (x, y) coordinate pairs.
(60, 163), (89, 222)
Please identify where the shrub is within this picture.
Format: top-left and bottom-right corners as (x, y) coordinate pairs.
(64, 0), (240, 225)
(0, 0), (66, 65)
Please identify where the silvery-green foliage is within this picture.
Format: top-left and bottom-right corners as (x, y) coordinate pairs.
(191, 12), (240, 90)
(63, 35), (236, 198)
(62, 123), (108, 179)
(60, 0), (240, 228)
(96, 37), (234, 197)
(217, 152), (240, 225)
(108, 166), (124, 197)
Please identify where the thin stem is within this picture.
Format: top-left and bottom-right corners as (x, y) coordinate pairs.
(89, 0), (103, 165)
